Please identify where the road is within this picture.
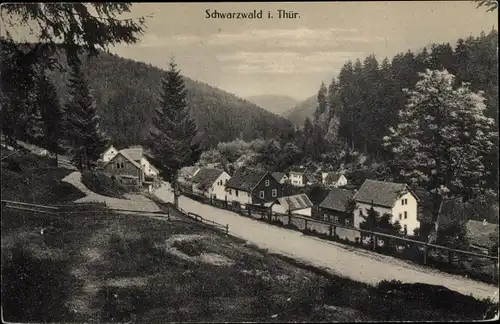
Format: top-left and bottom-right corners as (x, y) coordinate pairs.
(153, 184), (498, 300)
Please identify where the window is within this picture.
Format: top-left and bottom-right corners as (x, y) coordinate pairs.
(323, 214), (329, 221)
(259, 191), (264, 199)
(334, 216), (339, 223)
(403, 225), (408, 235)
(404, 211), (407, 219)
(272, 189), (277, 197)
(229, 189), (232, 195)
(116, 162), (120, 169)
(345, 219), (350, 226)
(265, 180), (270, 186)
(399, 213), (402, 220)
(225, 179), (228, 184)
(402, 198), (408, 205)
(235, 190), (239, 197)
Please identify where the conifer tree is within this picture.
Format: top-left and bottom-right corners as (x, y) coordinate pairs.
(65, 58), (107, 170)
(149, 58), (200, 206)
(36, 72), (64, 163)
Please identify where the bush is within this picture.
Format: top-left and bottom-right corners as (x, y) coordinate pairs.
(172, 239), (204, 257)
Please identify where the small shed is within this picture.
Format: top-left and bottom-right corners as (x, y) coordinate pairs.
(271, 193), (314, 217)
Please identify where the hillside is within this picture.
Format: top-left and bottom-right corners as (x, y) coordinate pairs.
(284, 95), (317, 126)
(48, 51), (294, 150)
(246, 94), (300, 116)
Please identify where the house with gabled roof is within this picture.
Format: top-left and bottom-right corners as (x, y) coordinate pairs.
(101, 145), (160, 182)
(272, 172), (289, 184)
(270, 193), (314, 217)
(191, 167), (231, 200)
(319, 188), (355, 226)
(225, 167), (282, 206)
(322, 172), (348, 188)
(289, 166), (318, 187)
(353, 179), (419, 236)
(102, 150), (144, 186)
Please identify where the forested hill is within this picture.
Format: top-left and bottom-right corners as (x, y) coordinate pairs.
(48, 51), (294, 149)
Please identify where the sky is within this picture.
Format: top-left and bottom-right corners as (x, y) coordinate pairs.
(2, 1), (498, 101)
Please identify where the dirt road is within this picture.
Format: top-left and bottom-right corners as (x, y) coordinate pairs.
(62, 171), (160, 212)
(153, 184), (498, 300)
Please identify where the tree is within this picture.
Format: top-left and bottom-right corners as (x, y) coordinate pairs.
(36, 72), (65, 163)
(149, 58), (200, 206)
(65, 59), (107, 170)
(384, 69), (497, 223)
(473, 0), (498, 12)
(1, 3), (147, 65)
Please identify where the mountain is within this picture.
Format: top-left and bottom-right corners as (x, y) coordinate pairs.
(284, 95), (317, 126)
(246, 94), (300, 116)
(48, 51), (294, 150)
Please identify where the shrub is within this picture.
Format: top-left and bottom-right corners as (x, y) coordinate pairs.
(172, 239), (204, 257)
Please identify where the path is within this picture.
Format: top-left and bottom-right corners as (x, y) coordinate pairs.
(62, 171), (160, 212)
(153, 184), (498, 300)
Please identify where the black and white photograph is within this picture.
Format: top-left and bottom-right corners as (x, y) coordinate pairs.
(1, 1), (499, 322)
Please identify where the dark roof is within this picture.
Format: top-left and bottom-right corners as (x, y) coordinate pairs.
(104, 151), (141, 170)
(305, 173), (318, 183)
(320, 188), (355, 212)
(277, 194), (313, 212)
(466, 220), (499, 248)
(226, 168), (267, 192)
(272, 172), (286, 182)
(325, 172), (341, 183)
(290, 166), (308, 174)
(354, 179), (411, 208)
(121, 147), (143, 161)
(191, 168), (224, 190)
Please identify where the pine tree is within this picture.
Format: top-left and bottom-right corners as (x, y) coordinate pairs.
(149, 58), (200, 205)
(65, 58), (107, 170)
(383, 69), (497, 222)
(36, 72), (64, 162)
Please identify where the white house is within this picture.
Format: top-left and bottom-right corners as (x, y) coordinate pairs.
(140, 156), (160, 178)
(191, 168), (231, 200)
(322, 172), (347, 188)
(272, 172), (289, 184)
(101, 145), (119, 162)
(353, 179), (419, 236)
(289, 166), (318, 187)
(270, 193), (313, 217)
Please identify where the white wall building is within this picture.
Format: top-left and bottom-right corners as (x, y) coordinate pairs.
(191, 168), (231, 200)
(322, 172), (348, 188)
(101, 145), (119, 162)
(353, 179), (420, 236)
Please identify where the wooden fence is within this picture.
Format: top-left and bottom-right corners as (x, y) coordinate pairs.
(178, 190), (499, 285)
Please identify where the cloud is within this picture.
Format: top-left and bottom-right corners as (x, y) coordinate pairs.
(218, 51), (364, 74)
(206, 27), (384, 48)
(138, 34), (202, 47)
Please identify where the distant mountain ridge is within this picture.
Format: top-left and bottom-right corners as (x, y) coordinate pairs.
(284, 95), (317, 126)
(246, 94), (300, 116)
(47, 51), (294, 149)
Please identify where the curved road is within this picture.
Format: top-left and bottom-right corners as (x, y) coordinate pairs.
(153, 184), (498, 301)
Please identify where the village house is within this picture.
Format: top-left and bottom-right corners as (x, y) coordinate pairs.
(191, 167), (231, 200)
(289, 166), (318, 187)
(102, 150), (143, 186)
(322, 171), (348, 188)
(225, 167), (282, 206)
(101, 145), (160, 183)
(272, 172), (289, 184)
(319, 188), (355, 226)
(353, 179), (420, 236)
(270, 193), (314, 217)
